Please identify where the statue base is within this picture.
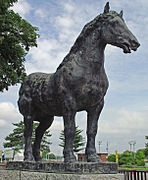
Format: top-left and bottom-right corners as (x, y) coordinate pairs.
(6, 161), (118, 174)
(0, 169), (124, 180)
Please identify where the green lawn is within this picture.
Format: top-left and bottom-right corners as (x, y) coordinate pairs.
(119, 167), (148, 170)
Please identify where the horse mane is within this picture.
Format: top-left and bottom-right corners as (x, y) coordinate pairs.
(56, 11), (119, 71)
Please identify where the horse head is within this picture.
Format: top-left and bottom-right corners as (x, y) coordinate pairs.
(100, 2), (140, 53)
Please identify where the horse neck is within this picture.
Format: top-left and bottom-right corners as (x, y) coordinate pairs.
(71, 32), (106, 67)
(57, 29), (106, 71)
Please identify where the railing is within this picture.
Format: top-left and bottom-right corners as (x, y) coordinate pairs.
(119, 169), (148, 180)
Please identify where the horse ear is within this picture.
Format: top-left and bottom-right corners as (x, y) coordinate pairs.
(104, 2), (110, 13)
(119, 10), (123, 18)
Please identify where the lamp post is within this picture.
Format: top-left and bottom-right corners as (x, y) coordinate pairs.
(98, 141), (102, 153)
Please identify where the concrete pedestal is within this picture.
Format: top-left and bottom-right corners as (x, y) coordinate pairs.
(0, 170), (124, 180)
(2, 161), (125, 179)
(6, 161), (118, 174)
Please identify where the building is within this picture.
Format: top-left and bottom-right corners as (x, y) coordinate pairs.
(77, 153), (108, 162)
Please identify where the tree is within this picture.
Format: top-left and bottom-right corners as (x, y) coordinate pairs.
(0, 0), (39, 91)
(108, 149), (145, 166)
(144, 136), (148, 158)
(135, 149), (145, 166)
(119, 151), (135, 166)
(47, 153), (56, 160)
(108, 154), (116, 162)
(3, 121), (51, 158)
(145, 136), (148, 148)
(59, 126), (85, 153)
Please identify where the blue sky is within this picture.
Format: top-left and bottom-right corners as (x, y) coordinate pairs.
(0, 0), (148, 156)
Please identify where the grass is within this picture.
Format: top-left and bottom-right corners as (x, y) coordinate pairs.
(119, 167), (148, 170)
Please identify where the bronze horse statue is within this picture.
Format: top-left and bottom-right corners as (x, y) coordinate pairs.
(18, 2), (140, 162)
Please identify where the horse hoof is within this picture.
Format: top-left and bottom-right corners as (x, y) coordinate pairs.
(24, 157), (35, 161)
(64, 156), (76, 163)
(35, 156), (42, 162)
(86, 154), (102, 162)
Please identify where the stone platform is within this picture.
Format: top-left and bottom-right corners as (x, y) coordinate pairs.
(0, 170), (124, 180)
(6, 161), (118, 174)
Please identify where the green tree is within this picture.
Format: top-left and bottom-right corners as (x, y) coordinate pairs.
(3, 121), (51, 158)
(144, 136), (148, 158)
(135, 149), (145, 166)
(0, 0), (39, 91)
(59, 126), (85, 153)
(108, 154), (116, 162)
(119, 151), (135, 166)
(144, 148), (148, 158)
(108, 149), (145, 166)
(47, 153), (56, 160)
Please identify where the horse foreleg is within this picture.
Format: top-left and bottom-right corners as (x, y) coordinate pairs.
(33, 116), (54, 161)
(63, 111), (76, 163)
(24, 115), (34, 161)
(85, 100), (104, 162)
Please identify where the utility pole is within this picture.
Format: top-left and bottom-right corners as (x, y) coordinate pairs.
(133, 141), (136, 157)
(98, 141), (102, 153)
(133, 141), (136, 153)
(106, 141), (109, 153)
(128, 140), (136, 152)
(129, 141), (132, 152)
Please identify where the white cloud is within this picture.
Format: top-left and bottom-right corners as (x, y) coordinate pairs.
(51, 117), (63, 131)
(99, 108), (148, 135)
(12, 0), (32, 17)
(0, 102), (23, 149)
(0, 119), (7, 127)
(25, 38), (66, 74)
(56, 16), (74, 29)
(0, 102), (22, 124)
(35, 9), (47, 19)
(64, 3), (75, 13)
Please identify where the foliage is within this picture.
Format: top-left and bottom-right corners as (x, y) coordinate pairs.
(144, 148), (148, 158)
(119, 151), (135, 166)
(108, 149), (145, 166)
(135, 149), (145, 166)
(3, 121), (52, 157)
(47, 153), (56, 160)
(144, 136), (148, 158)
(59, 126), (85, 153)
(0, 0), (18, 11)
(0, 0), (39, 91)
(107, 154), (116, 162)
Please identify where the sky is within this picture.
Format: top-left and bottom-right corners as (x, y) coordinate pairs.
(0, 0), (148, 156)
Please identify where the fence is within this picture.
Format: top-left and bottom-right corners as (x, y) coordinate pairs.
(119, 169), (148, 180)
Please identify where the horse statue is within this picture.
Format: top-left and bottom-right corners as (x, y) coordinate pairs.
(18, 2), (140, 163)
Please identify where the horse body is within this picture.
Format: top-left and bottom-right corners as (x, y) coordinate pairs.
(18, 3), (140, 162)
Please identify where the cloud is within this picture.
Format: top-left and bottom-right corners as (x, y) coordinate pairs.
(99, 108), (148, 135)
(0, 119), (7, 127)
(35, 9), (48, 19)
(25, 38), (67, 74)
(64, 3), (75, 13)
(56, 16), (74, 29)
(0, 102), (22, 124)
(0, 102), (23, 149)
(11, 0), (32, 17)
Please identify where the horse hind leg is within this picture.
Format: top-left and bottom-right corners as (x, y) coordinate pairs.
(24, 114), (34, 161)
(32, 116), (54, 161)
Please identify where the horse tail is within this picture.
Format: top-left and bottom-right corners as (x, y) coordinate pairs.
(18, 76), (32, 116)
